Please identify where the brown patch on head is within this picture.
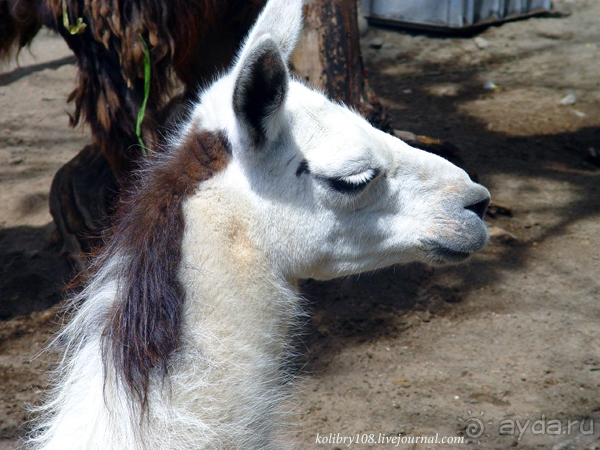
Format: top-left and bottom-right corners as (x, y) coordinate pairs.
(101, 128), (230, 413)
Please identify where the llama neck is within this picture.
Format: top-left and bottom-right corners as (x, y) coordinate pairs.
(171, 188), (300, 448)
(180, 186), (299, 358)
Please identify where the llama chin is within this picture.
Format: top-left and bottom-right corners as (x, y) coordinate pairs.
(28, 0), (489, 448)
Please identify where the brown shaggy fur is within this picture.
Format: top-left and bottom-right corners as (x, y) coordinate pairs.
(1, 0), (265, 177)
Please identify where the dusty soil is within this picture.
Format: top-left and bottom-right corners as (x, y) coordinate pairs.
(1, 1), (599, 448)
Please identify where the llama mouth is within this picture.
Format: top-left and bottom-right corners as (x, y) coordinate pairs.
(422, 215), (490, 264)
(429, 245), (472, 263)
(422, 239), (478, 264)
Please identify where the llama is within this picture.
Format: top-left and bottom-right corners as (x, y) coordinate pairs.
(28, 0), (491, 448)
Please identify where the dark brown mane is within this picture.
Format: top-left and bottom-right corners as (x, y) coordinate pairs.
(49, 0), (265, 176)
(101, 129), (231, 411)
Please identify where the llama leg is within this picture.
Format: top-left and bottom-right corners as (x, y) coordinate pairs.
(49, 144), (118, 268)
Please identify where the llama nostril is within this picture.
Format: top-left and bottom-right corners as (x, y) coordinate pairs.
(465, 196), (490, 220)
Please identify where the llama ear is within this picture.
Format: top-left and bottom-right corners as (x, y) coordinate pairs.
(238, 0), (303, 63)
(233, 37), (288, 146)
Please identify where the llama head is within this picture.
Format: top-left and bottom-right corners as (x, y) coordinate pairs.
(185, 0), (490, 281)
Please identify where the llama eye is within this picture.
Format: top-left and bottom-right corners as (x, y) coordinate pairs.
(325, 169), (379, 194)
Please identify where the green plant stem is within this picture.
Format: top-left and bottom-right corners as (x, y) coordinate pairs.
(136, 36), (151, 156)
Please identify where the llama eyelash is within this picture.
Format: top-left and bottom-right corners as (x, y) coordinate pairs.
(324, 169), (380, 194)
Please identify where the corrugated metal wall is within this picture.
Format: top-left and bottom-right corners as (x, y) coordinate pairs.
(362, 0), (553, 30)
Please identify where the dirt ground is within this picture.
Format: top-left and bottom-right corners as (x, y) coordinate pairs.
(1, 1), (599, 448)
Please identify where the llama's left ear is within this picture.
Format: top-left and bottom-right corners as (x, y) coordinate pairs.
(233, 37), (288, 146)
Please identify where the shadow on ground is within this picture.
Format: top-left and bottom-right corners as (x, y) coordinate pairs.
(0, 224), (72, 321)
(297, 49), (600, 374)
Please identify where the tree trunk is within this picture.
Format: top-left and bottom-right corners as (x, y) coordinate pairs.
(291, 0), (391, 132)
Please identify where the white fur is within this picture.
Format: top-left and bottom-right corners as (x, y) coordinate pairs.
(28, 0), (490, 448)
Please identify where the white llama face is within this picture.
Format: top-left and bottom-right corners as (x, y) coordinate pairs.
(188, 0), (490, 280)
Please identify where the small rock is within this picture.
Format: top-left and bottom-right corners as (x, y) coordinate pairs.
(537, 30), (574, 41)
(369, 38), (383, 49)
(415, 310), (432, 323)
(486, 202), (513, 218)
(488, 226), (518, 245)
(469, 392), (511, 406)
(428, 83), (460, 97)
(7, 137), (22, 146)
(474, 37), (490, 49)
(392, 129), (418, 142)
(559, 94), (577, 105)
(8, 157), (24, 165)
(25, 250), (39, 259)
(587, 147), (600, 166)
(571, 109), (586, 118)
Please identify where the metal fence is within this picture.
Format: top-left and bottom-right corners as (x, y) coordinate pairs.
(361, 0), (553, 32)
